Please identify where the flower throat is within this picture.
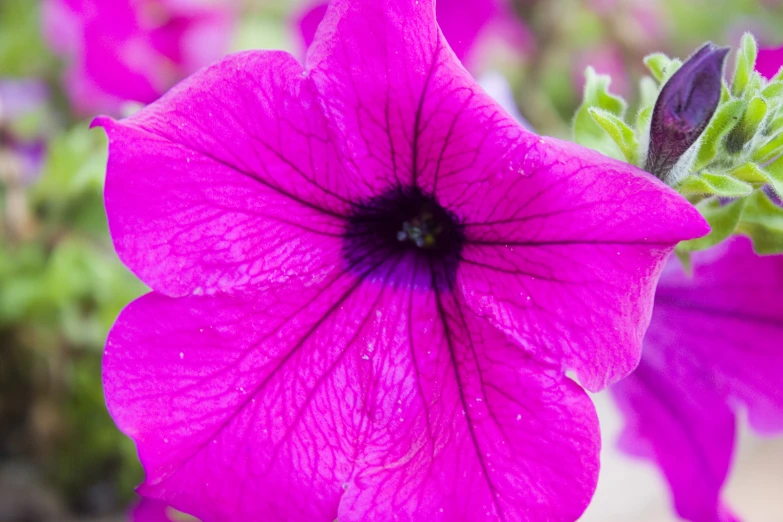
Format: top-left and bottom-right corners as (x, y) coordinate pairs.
(343, 187), (465, 281)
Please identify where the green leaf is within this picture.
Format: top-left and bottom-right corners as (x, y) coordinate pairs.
(678, 198), (747, 252)
(730, 162), (770, 183)
(736, 190), (783, 254)
(644, 53), (673, 83)
(752, 129), (783, 164)
(732, 33), (758, 97)
(693, 99), (745, 170)
(582, 66), (627, 115)
(660, 58), (683, 84)
(677, 171), (753, 197)
(639, 76), (659, 108)
(762, 81), (783, 100)
(759, 157), (783, 198)
(573, 67), (628, 160)
(765, 114), (783, 136)
(587, 107), (638, 164)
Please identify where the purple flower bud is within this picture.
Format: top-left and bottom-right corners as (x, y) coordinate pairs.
(645, 43), (729, 180)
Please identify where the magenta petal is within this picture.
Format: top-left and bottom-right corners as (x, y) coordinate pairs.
(107, 284), (359, 520)
(96, 51), (365, 297)
(297, 2), (329, 49)
(756, 47), (783, 80)
(297, 0), (526, 67)
(307, 0), (706, 393)
(611, 355), (736, 522)
(454, 138), (708, 392)
(132, 498), (175, 522)
(106, 270), (599, 521)
(645, 237), (783, 432)
(612, 236), (783, 521)
(338, 291), (599, 522)
(431, 0), (495, 64)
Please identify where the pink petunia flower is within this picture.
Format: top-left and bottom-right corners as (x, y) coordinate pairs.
(611, 236), (783, 522)
(756, 46), (783, 80)
(296, 0), (531, 70)
(96, 0), (707, 520)
(42, 0), (235, 115)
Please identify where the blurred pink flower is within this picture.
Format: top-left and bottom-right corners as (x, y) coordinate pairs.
(612, 237), (783, 522)
(296, 0), (530, 70)
(0, 78), (48, 183)
(42, 0), (235, 114)
(756, 46), (783, 80)
(97, 0), (705, 519)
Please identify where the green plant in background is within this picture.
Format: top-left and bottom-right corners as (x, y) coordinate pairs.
(0, 124), (146, 512)
(574, 33), (783, 260)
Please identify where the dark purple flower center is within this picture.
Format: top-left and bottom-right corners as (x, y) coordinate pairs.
(343, 186), (465, 286)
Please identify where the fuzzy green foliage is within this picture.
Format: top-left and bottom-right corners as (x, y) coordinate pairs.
(0, 125), (145, 511)
(574, 33), (783, 255)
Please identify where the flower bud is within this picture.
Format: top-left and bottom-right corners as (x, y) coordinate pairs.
(645, 43), (729, 182)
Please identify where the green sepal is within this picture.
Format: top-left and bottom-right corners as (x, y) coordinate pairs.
(752, 128), (783, 164)
(765, 114), (783, 137)
(762, 81), (783, 100)
(660, 58), (683, 84)
(693, 99), (745, 170)
(587, 107), (638, 164)
(677, 171), (753, 197)
(644, 53), (672, 83)
(726, 96), (767, 153)
(573, 67), (628, 159)
(729, 162), (783, 198)
(736, 190), (783, 254)
(581, 66), (627, 116)
(732, 33), (758, 97)
(678, 197), (747, 252)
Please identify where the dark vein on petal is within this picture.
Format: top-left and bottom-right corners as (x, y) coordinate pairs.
(430, 260), (505, 520)
(411, 38), (441, 188)
(128, 122), (348, 220)
(406, 258), (435, 459)
(164, 254), (391, 483)
(269, 253), (406, 467)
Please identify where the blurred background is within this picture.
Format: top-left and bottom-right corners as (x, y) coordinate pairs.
(1, 0), (782, 520)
